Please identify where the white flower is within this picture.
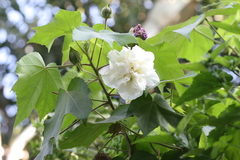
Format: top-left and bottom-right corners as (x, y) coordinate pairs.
(100, 46), (160, 100)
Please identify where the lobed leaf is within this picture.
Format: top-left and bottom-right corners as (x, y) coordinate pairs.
(28, 9), (82, 52)
(35, 77), (92, 160)
(127, 94), (183, 136)
(12, 52), (62, 126)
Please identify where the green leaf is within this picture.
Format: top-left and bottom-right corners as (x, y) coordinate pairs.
(72, 26), (137, 47)
(12, 52), (62, 126)
(209, 21), (240, 34)
(172, 63), (208, 72)
(205, 4), (240, 17)
(96, 104), (130, 123)
(225, 130), (240, 160)
(177, 25), (214, 62)
(138, 40), (184, 81)
(210, 43), (227, 61)
(199, 132), (208, 149)
(127, 94), (183, 136)
(28, 9), (81, 52)
(59, 123), (110, 149)
(147, 22), (214, 63)
(176, 107), (196, 136)
(35, 77), (92, 160)
(132, 132), (177, 144)
(173, 14), (205, 40)
(130, 150), (158, 160)
(62, 70), (78, 90)
(176, 72), (227, 105)
(198, 105), (240, 126)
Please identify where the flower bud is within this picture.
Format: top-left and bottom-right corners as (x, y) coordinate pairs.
(101, 4), (112, 19)
(69, 47), (81, 66)
(129, 24), (148, 40)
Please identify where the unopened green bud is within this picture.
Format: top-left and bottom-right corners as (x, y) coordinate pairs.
(69, 47), (81, 66)
(101, 4), (112, 19)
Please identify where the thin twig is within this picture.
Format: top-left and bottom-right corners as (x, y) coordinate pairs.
(94, 110), (106, 119)
(98, 136), (114, 153)
(91, 99), (108, 103)
(87, 78), (99, 85)
(205, 18), (240, 56)
(194, 28), (222, 44)
(92, 102), (108, 111)
(91, 39), (98, 61)
(52, 91), (58, 95)
(59, 119), (81, 135)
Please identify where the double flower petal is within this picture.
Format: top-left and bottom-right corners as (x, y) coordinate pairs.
(100, 46), (160, 100)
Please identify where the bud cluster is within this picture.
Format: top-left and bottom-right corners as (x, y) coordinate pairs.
(130, 24), (148, 40)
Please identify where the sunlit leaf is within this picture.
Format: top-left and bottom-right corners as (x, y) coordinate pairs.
(147, 19), (214, 63)
(35, 77), (92, 160)
(204, 4), (240, 17)
(138, 40), (184, 81)
(12, 52), (62, 126)
(173, 14), (205, 40)
(127, 94), (183, 136)
(28, 9), (82, 52)
(209, 21), (240, 34)
(176, 107), (196, 136)
(198, 105), (240, 126)
(176, 72), (231, 105)
(72, 26), (137, 47)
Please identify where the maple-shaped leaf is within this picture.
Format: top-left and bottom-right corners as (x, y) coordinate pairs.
(34, 77), (92, 160)
(12, 52), (62, 126)
(28, 9), (82, 52)
(127, 94), (183, 136)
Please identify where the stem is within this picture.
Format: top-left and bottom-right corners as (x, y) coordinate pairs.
(76, 63), (97, 78)
(120, 123), (181, 150)
(91, 39), (98, 61)
(59, 119), (81, 135)
(170, 83), (174, 107)
(98, 136), (114, 153)
(194, 28), (222, 44)
(87, 78), (99, 85)
(150, 143), (159, 157)
(92, 102), (108, 111)
(205, 18), (240, 56)
(122, 129), (133, 157)
(98, 64), (109, 71)
(94, 110), (106, 119)
(104, 18), (107, 30)
(96, 41), (104, 69)
(76, 42), (115, 110)
(91, 99), (108, 103)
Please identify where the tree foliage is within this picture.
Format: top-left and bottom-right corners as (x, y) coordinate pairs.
(13, 1), (240, 160)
